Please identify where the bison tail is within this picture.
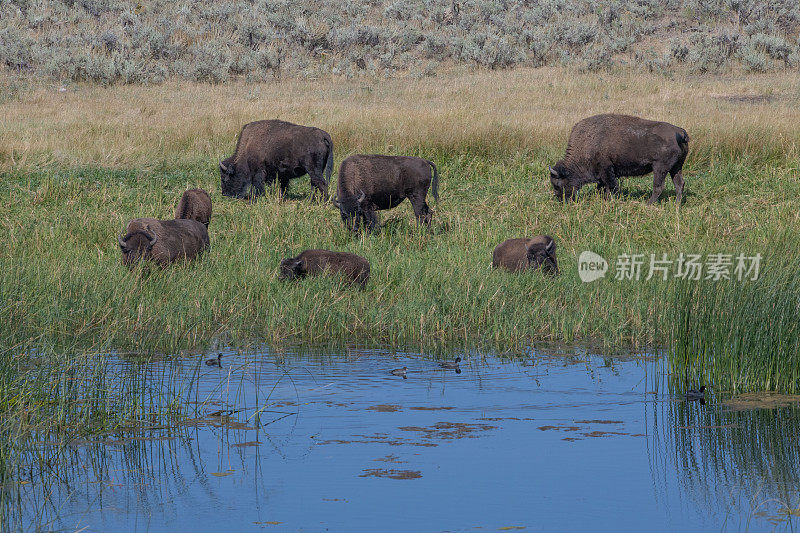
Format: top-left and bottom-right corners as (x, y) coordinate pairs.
(428, 160), (439, 202)
(324, 137), (334, 186)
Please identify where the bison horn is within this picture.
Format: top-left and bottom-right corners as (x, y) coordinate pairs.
(118, 234), (127, 248)
(357, 190), (366, 204)
(142, 224), (158, 247)
(549, 166), (558, 179)
(219, 160), (229, 173)
(546, 239), (555, 253)
(331, 194), (341, 208)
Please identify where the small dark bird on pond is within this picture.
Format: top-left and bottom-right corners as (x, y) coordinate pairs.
(439, 357), (461, 369)
(390, 366), (408, 377)
(686, 386), (705, 401)
(205, 353), (223, 367)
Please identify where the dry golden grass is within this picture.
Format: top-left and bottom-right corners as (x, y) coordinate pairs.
(2, 68), (799, 169)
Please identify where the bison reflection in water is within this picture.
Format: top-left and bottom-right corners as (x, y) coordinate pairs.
(279, 249), (370, 287)
(219, 120), (333, 201)
(174, 188), (212, 227)
(492, 236), (558, 275)
(335, 154), (439, 233)
(118, 218), (209, 268)
(549, 114), (689, 204)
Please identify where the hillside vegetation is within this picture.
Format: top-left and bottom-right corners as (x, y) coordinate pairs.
(1, 0), (800, 86)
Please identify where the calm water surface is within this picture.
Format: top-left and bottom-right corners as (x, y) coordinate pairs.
(15, 347), (800, 531)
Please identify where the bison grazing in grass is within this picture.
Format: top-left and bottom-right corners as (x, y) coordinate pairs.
(279, 249), (370, 287)
(175, 188), (212, 227)
(549, 114), (689, 204)
(492, 236), (558, 275)
(118, 218), (209, 268)
(220, 120), (333, 201)
(335, 154), (439, 233)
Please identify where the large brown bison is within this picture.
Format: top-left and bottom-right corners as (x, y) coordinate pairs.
(219, 120), (333, 200)
(174, 188), (212, 227)
(492, 236), (558, 274)
(335, 154), (439, 233)
(279, 249), (370, 287)
(118, 218), (209, 268)
(549, 114), (689, 204)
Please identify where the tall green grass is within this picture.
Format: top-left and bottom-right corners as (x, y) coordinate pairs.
(669, 251), (800, 393)
(1, 145), (799, 390)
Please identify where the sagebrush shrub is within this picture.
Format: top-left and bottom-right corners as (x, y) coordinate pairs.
(749, 33), (792, 61)
(1, 0), (799, 84)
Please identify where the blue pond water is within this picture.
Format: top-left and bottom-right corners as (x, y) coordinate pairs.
(15, 347), (800, 531)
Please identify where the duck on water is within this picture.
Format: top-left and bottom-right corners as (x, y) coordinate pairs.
(439, 357), (461, 369)
(686, 386), (706, 404)
(390, 367), (408, 378)
(205, 353), (223, 367)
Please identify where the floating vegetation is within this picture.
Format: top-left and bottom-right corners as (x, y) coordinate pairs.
(723, 392), (800, 411)
(359, 469), (422, 480)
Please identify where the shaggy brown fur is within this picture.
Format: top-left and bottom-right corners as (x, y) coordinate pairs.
(279, 249), (370, 286)
(492, 236), (558, 274)
(335, 154), (439, 233)
(174, 188), (212, 227)
(549, 114), (689, 204)
(118, 218), (209, 268)
(220, 119), (333, 200)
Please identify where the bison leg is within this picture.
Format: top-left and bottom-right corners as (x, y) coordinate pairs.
(277, 172), (293, 200)
(363, 207), (380, 233)
(670, 164), (685, 204)
(252, 169), (268, 198)
(308, 170), (329, 202)
(409, 193), (433, 226)
(598, 168), (619, 199)
(596, 184), (613, 200)
(606, 176), (619, 196)
(595, 182), (611, 199)
(647, 166), (668, 205)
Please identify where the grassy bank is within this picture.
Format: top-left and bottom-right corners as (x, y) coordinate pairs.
(1, 68), (800, 390)
(669, 257), (800, 393)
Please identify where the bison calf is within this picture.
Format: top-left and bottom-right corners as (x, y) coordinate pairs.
(118, 218), (209, 268)
(335, 154), (439, 233)
(175, 188), (212, 227)
(220, 119), (333, 201)
(279, 249), (370, 286)
(549, 114), (689, 204)
(492, 236), (558, 274)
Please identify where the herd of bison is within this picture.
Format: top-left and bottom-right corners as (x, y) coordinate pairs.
(118, 113), (690, 286)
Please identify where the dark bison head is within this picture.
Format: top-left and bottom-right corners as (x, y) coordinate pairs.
(119, 228), (157, 268)
(527, 237), (559, 275)
(336, 191), (366, 229)
(219, 159), (252, 199)
(333, 191), (367, 230)
(549, 164), (577, 202)
(279, 257), (305, 281)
